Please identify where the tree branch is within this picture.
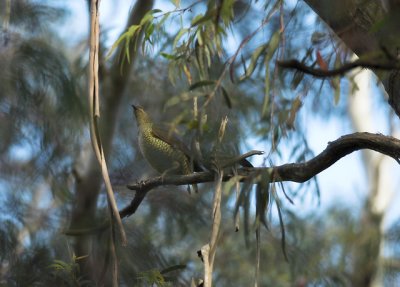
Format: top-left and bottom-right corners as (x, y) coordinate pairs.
(120, 132), (400, 217)
(88, 0), (126, 245)
(277, 58), (400, 78)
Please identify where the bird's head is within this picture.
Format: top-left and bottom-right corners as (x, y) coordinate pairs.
(132, 105), (152, 126)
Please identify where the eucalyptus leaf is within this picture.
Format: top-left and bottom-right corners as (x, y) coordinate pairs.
(189, 80), (216, 91)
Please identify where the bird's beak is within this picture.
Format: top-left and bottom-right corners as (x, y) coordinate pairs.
(132, 104), (144, 111)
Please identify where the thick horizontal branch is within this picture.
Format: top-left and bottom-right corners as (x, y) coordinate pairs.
(127, 132), (400, 188)
(120, 132), (400, 217)
(277, 59), (400, 78)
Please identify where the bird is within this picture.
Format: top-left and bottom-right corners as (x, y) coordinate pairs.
(129, 105), (201, 214)
(132, 105), (199, 175)
(129, 105), (255, 215)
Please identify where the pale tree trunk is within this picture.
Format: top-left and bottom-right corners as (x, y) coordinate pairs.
(299, 1), (400, 284)
(348, 64), (396, 286)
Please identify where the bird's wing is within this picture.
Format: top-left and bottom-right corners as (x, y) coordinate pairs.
(151, 126), (252, 170)
(151, 125), (205, 172)
(151, 125), (192, 157)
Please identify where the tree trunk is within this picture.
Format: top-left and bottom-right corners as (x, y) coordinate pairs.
(348, 66), (396, 286)
(303, 1), (400, 285)
(305, 0), (400, 118)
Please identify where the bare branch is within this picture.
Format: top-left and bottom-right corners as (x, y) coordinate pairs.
(199, 244), (211, 287)
(88, 0), (126, 245)
(88, 1), (124, 285)
(206, 171), (223, 286)
(277, 58), (400, 78)
(219, 150), (264, 168)
(120, 133), (400, 217)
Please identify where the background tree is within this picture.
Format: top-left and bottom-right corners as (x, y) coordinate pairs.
(1, 0), (400, 286)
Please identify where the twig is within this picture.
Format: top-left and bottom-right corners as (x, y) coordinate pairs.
(89, 0), (126, 245)
(277, 58), (400, 78)
(199, 244), (211, 286)
(198, 170), (224, 287)
(208, 170), (224, 286)
(154, 0), (202, 19)
(219, 150), (264, 168)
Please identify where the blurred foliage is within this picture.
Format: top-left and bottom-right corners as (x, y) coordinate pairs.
(0, 0), (399, 286)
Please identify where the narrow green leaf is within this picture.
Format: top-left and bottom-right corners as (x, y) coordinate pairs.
(160, 264), (186, 274)
(51, 260), (69, 269)
(157, 12), (171, 29)
(145, 22), (155, 40)
(140, 14), (153, 26)
(191, 14), (205, 27)
(220, 86), (232, 108)
(74, 255), (89, 261)
(278, 181), (294, 205)
(220, 0), (235, 25)
(286, 96), (302, 129)
(255, 174), (270, 230)
(168, 63), (177, 85)
(333, 55), (342, 105)
(170, 0), (180, 8)
(204, 44), (211, 67)
(126, 24), (141, 36)
(255, 184), (262, 229)
(173, 28), (188, 48)
(266, 30), (280, 58)
(191, 9), (217, 27)
(49, 263), (64, 270)
(140, 9), (161, 26)
(151, 8), (162, 14)
(255, 227), (260, 287)
(261, 63), (270, 118)
(196, 29), (203, 46)
(125, 39), (131, 63)
(291, 71), (304, 89)
(165, 95), (181, 107)
(239, 44), (267, 81)
(195, 44), (210, 78)
(106, 24), (141, 61)
(243, 185), (251, 247)
(189, 80), (216, 91)
(334, 80), (340, 105)
(233, 180), (251, 223)
(233, 179), (253, 247)
(260, 30), (280, 116)
(275, 200), (289, 262)
(160, 52), (177, 60)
